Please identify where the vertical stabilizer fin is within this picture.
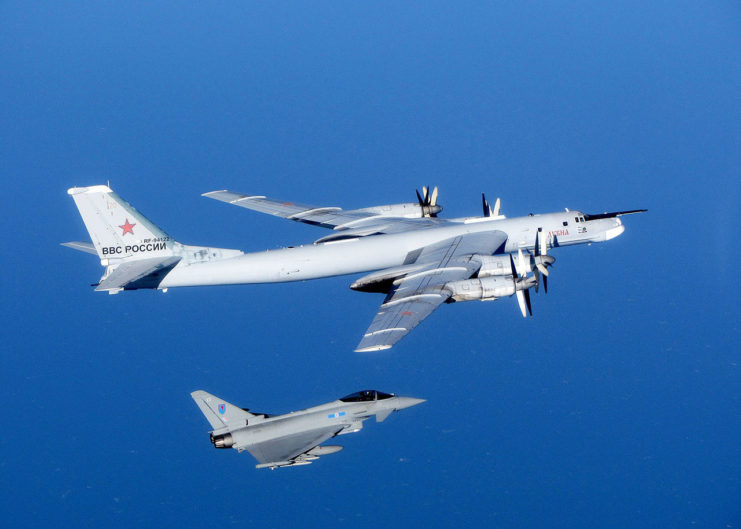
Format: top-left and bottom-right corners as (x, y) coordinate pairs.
(191, 390), (255, 431)
(67, 185), (176, 260)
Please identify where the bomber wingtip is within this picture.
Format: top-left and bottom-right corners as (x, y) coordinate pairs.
(202, 190), (227, 197)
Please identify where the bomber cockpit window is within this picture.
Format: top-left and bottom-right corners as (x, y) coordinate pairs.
(340, 390), (377, 402)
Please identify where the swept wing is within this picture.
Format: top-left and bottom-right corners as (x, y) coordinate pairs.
(202, 190), (443, 235)
(246, 426), (344, 468)
(356, 231), (508, 351)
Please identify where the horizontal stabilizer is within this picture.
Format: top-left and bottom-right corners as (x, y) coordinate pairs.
(96, 256), (181, 292)
(61, 241), (97, 255)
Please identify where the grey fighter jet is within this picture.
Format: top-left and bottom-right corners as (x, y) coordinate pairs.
(64, 185), (645, 350)
(191, 389), (425, 469)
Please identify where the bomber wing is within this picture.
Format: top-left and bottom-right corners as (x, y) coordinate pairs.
(355, 231), (508, 351)
(246, 425), (345, 469)
(202, 190), (444, 235)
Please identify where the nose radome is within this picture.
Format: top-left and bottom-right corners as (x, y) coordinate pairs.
(394, 397), (426, 409)
(604, 223), (625, 241)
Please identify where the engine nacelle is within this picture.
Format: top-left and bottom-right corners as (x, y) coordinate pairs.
(445, 276), (515, 302)
(210, 433), (234, 449)
(473, 255), (514, 278)
(358, 202), (442, 219)
(473, 254), (555, 278)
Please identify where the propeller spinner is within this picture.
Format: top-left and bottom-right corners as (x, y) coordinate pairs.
(416, 186), (442, 217)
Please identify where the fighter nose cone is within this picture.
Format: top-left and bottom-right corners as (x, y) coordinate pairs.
(394, 397), (426, 409)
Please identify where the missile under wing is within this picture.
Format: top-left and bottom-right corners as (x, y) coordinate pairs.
(191, 389), (425, 469)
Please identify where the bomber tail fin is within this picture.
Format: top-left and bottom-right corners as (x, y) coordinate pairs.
(65, 185), (244, 293)
(191, 390), (256, 431)
(66, 185), (176, 261)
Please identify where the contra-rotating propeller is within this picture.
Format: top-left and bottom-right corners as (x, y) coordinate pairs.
(510, 250), (533, 317)
(531, 231), (555, 294)
(481, 193), (501, 217)
(416, 186), (442, 217)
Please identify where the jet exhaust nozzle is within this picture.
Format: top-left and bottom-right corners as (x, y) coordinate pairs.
(210, 433), (234, 449)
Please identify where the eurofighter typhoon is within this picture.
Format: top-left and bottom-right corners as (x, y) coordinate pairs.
(64, 185), (645, 350)
(191, 390), (425, 469)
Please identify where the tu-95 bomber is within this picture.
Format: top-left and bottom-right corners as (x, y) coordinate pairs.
(64, 185), (645, 351)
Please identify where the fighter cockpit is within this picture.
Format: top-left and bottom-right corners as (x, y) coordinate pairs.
(339, 390), (394, 402)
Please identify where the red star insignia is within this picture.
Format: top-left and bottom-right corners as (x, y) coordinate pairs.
(119, 218), (136, 236)
(401, 311), (414, 316)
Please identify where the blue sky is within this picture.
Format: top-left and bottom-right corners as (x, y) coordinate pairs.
(1, 2), (739, 527)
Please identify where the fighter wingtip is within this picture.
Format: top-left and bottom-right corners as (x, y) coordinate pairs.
(355, 344), (393, 353)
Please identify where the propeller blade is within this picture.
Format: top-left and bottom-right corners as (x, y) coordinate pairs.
(416, 189), (424, 207)
(523, 288), (532, 316)
(517, 249), (526, 277)
(482, 193), (490, 217)
(493, 197), (501, 217)
(516, 290), (527, 318)
(540, 231), (548, 256)
(536, 263), (549, 276)
(509, 253), (518, 278)
(542, 273), (548, 294)
(533, 267), (540, 294)
(430, 186), (438, 206)
(422, 186), (429, 205)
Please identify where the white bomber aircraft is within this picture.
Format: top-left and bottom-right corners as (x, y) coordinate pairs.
(64, 185), (645, 351)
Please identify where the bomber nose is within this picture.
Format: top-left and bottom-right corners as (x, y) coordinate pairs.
(603, 219), (625, 241)
(394, 397), (426, 409)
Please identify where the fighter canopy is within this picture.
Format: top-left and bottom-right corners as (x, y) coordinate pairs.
(340, 390), (394, 402)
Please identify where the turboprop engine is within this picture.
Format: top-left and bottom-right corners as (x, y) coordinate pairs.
(352, 186), (442, 220)
(446, 250), (542, 317)
(446, 276), (526, 302)
(358, 201), (441, 219)
(474, 253), (555, 278)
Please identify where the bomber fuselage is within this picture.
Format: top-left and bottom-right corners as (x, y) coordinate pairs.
(158, 210), (622, 288)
